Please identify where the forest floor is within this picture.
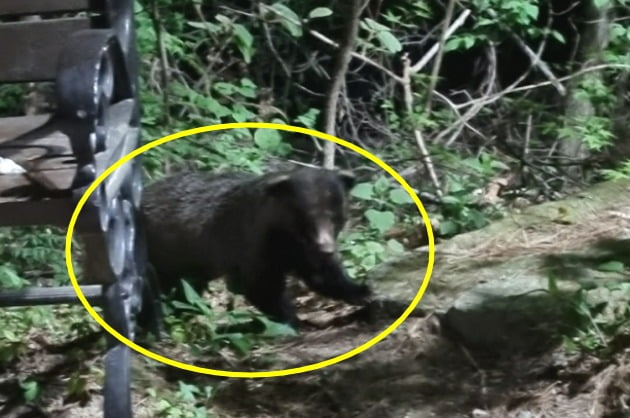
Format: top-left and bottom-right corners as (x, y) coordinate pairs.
(1, 290), (628, 418)
(2, 181), (630, 417)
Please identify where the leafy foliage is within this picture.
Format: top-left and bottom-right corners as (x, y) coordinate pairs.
(339, 176), (416, 276)
(0, 0), (628, 412)
(162, 280), (296, 356)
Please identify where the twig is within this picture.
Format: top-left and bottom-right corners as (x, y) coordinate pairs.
(150, 0), (171, 124)
(424, 0), (457, 112)
(442, 44), (498, 147)
(402, 54), (443, 196)
(395, 7), (472, 197)
(457, 343), (489, 408)
(433, 91), (486, 140)
(452, 63), (630, 112)
(307, 29), (404, 83)
(410, 9), (471, 73)
(523, 113), (532, 162)
(436, 27), (550, 146)
(259, 5), (291, 78)
(485, 7), (566, 95)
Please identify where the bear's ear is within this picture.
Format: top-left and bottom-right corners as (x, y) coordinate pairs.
(264, 173), (293, 197)
(337, 170), (355, 191)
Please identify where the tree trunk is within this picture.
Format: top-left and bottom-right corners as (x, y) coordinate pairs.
(321, 0), (364, 169)
(558, 1), (611, 180)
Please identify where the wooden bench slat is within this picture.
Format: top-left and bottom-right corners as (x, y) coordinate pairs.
(0, 195), (100, 227)
(0, 285), (103, 307)
(0, 114), (52, 145)
(0, 0), (90, 17)
(0, 121), (72, 164)
(0, 99), (138, 195)
(0, 17), (91, 82)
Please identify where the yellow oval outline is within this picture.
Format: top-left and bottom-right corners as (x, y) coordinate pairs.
(64, 122), (435, 378)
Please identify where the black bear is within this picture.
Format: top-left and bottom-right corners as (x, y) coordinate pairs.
(140, 166), (371, 326)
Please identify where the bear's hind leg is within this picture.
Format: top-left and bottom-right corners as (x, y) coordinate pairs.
(241, 272), (300, 327)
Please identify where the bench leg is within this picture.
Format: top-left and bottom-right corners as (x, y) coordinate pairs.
(102, 281), (133, 418)
(104, 343), (132, 418)
(134, 220), (164, 340)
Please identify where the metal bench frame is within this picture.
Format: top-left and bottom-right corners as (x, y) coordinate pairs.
(0, 1), (160, 417)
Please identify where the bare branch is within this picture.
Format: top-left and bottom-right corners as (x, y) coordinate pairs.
(442, 44), (498, 147)
(485, 7), (566, 96)
(321, 0), (366, 169)
(402, 55), (443, 196)
(150, 0), (171, 124)
(307, 28), (404, 83)
(409, 9), (471, 74)
(424, 0), (457, 111)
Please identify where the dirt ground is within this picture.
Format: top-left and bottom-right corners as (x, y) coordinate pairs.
(1, 297), (628, 418)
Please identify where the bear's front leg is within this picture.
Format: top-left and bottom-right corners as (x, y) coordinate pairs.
(298, 253), (371, 305)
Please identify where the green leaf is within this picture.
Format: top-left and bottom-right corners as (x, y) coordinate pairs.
(178, 382), (200, 402)
(170, 301), (199, 313)
(238, 78), (257, 98)
(21, 380), (40, 402)
(377, 30), (402, 53)
(365, 241), (385, 254)
(181, 280), (213, 316)
(213, 82), (236, 96)
(593, 0), (610, 8)
(439, 220), (459, 236)
(231, 103), (256, 122)
(254, 129), (282, 150)
(0, 265), (24, 289)
(257, 316), (298, 337)
(308, 7), (333, 19)
(441, 195), (462, 206)
(296, 108), (320, 128)
(389, 188), (414, 204)
(387, 239), (405, 254)
(365, 209), (395, 234)
(363, 18), (389, 32)
(350, 182), (374, 200)
(233, 23), (254, 63)
(374, 176), (390, 194)
(361, 254), (377, 270)
(215, 14), (231, 26)
(444, 36), (475, 52)
(216, 333), (252, 355)
(182, 280), (203, 305)
(187, 21), (221, 33)
(201, 97), (232, 118)
(550, 30), (566, 44)
(156, 399), (173, 412)
(523, 3), (539, 20)
(597, 260), (625, 273)
(270, 3), (303, 37)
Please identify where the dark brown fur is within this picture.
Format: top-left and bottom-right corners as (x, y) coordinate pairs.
(140, 167), (370, 326)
